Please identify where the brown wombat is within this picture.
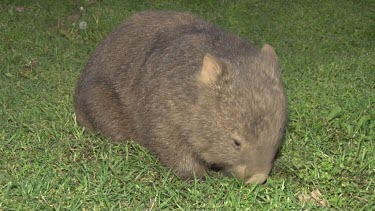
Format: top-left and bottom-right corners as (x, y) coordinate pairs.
(74, 11), (286, 184)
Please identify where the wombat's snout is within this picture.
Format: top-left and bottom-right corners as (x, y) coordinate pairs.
(233, 165), (270, 185)
(246, 173), (268, 185)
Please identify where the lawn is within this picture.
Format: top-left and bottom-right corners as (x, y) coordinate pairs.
(0, 0), (374, 210)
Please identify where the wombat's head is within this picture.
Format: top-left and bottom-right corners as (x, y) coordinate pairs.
(191, 44), (286, 185)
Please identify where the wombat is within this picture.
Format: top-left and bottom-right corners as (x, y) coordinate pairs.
(74, 11), (286, 185)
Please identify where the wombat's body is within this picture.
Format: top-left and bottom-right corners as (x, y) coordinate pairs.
(74, 11), (286, 184)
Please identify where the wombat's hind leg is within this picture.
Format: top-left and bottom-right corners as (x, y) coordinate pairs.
(75, 83), (134, 142)
(74, 106), (95, 132)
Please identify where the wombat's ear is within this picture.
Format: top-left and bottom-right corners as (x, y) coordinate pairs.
(199, 53), (223, 85)
(261, 44), (278, 62)
(260, 44), (280, 78)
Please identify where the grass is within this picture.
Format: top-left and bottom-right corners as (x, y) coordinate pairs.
(1, 0), (374, 210)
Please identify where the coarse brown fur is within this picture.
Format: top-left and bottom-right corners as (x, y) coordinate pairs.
(74, 11), (287, 184)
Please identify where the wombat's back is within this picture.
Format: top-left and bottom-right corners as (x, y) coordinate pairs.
(74, 11), (258, 141)
(74, 12), (199, 140)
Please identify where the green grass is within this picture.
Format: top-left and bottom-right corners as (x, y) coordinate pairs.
(1, 0), (374, 210)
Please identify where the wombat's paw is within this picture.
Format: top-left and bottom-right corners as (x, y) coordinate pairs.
(246, 173), (268, 185)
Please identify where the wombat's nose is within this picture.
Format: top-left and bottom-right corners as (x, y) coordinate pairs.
(246, 173), (268, 185)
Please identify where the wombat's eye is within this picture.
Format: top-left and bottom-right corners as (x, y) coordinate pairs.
(232, 139), (241, 150)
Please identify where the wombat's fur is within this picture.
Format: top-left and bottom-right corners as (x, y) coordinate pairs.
(74, 11), (286, 184)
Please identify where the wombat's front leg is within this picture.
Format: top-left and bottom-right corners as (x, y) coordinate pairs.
(161, 151), (208, 180)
